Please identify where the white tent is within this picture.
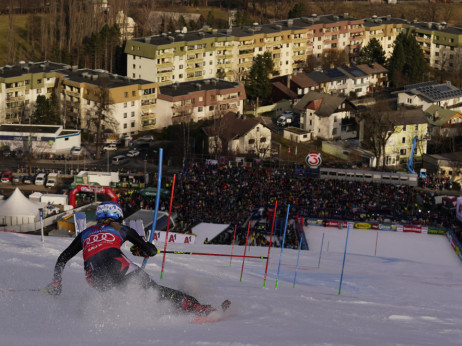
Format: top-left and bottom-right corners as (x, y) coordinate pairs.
(0, 188), (43, 226)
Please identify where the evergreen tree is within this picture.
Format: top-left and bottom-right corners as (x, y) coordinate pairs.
(288, 3), (306, 19)
(387, 32), (429, 88)
(245, 52), (274, 108)
(31, 93), (61, 125)
(206, 11), (215, 28)
(359, 38), (386, 65)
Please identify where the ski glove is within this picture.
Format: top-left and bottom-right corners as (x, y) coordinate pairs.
(44, 280), (62, 296)
(130, 243), (157, 258)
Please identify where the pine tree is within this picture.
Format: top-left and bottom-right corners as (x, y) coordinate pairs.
(245, 52), (274, 109)
(359, 38), (386, 65)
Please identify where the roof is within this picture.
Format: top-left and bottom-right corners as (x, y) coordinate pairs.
(306, 71), (331, 84)
(55, 68), (155, 88)
(290, 72), (318, 88)
(356, 63), (388, 75)
(402, 81), (462, 102)
(426, 151), (462, 163)
(324, 67), (348, 81)
(160, 78), (242, 97)
(0, 188), (43, 217)
(424, 104), (461, 126)
(294, 91), (346, 117)
(338, 64), (368, 78)
(0, 124), (62, 134)
(388, 108), (429, 125)
(0, 61), (68, 78)
(272, 81), (298, 99)
(203, 112), (266, 141)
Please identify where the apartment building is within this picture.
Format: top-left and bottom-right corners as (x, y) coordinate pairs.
(156, 78), (245, 129)
(0, 61), (68, 124)
(363, 16), (407, 58)
(125, 13), (365, 85)
(55, 68), (159, 135)
(0, 61), (159, 136)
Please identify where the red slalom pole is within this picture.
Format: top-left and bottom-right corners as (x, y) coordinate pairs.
(229, 225), (237, 266)
(263, 200), (278, 287)
(240, 221), (251, 282)
(160, 174), (176, 280)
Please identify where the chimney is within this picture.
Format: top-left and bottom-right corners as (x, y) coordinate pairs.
(287, 74), (291, 89)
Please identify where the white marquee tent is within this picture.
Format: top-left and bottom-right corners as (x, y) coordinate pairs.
(0, 188), (43, 226)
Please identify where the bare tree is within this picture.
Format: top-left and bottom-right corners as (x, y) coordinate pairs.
(6, 0), (17, 64)
(360, 100), (400, 170)
(172, 102), (195, 164)
(86, 78), (118, 159)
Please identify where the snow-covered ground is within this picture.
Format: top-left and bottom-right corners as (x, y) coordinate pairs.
(1, 225), (462, 346)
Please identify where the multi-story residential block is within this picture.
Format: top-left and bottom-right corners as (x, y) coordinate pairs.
(396, 81), (462, 112)
(363, 16), (406, 58)
(0, 61), (68, 124)
(125, 14), (365, 85)
(0, 61), (159, 136)
(55, 68), (159, 135)
(156, 78), (245, 129)
(293, 91), (357, 140)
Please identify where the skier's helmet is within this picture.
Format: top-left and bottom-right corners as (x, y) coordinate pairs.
(96, 201), (123, 222)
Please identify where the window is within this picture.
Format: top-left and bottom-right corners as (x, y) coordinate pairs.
(333, 128), (337, 135)
(37, 79), (42, 84)
(124, 92), (128, 97)
(131, 101), (135, 106)
(198, 106), (203, 112)
(402, 137), (406, 144)
(248, 139), (255, 144)
(131, 122), (135, 128)
(124, 113), (127, 118)
(400, 149), (406, 155)
(132, 91), (136, 96)
(87, 99), (91, 105)
(124, 102), (127, 108)
(131, 111), (135, 117)
(209, 106), (214, 111)
(402, 125), (406, 131)
(260, 137), (266, 142)
(124, 123), (127, 129)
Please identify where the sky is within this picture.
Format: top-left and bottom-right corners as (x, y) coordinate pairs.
(1, 225), (462, 346)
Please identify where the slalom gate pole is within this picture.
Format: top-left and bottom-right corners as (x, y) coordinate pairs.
(263, 200), (278, 288)
(229, 225), (237, 266)
(374, 231), (379, 256)
(338, 223), (350, 296)
(142, 148), (163, 269)
(317, 232), (325, 268)
(275, 204), (290, 290)
(157, 250), (267, 259)
(160, 173), (176, 280)
(240, 221), (251, 282)
(292, 220), (303, 288)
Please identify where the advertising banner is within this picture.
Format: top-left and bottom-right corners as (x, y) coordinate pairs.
(151, 231), (196, 244)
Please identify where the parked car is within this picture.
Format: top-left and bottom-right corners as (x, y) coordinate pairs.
(126, 149), (140, 158)
(2, 146), (11, 157)
(111, 155), (128, 165)
(13, 175), (22, 184)
(71, 146), (82, 155)
(23, 175), (33, 184)
(103, 143), (118, 151)
(35, 173), (46, 185)
(46, 173), (58, 187)
(1, 170), (13, 183)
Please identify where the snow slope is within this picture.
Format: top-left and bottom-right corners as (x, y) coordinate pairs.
(1, 226), (462, 346)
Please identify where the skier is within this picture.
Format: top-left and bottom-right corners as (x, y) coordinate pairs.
(44, 201), (216, 315)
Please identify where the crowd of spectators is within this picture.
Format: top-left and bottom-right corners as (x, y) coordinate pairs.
(114, 163), (460, 245)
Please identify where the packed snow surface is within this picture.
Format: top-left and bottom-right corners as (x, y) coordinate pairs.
(1, 225), (462, 346)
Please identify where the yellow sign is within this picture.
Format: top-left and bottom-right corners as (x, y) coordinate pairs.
(354, 222), (371, 229)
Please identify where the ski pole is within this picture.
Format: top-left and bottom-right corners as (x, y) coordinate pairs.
(142, 148), (163, 269)
(160, 173), (176, 280)
(157, 250), (268, 259)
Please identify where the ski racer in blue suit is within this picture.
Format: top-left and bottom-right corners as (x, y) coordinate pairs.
(45, 201), (214, 315)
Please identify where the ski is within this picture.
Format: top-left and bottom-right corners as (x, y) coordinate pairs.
(192, 300), (231, 324)
(0, 288), (43, 293)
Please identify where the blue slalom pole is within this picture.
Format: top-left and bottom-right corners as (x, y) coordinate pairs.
(317, 232), (325, 268)
(338, 224), (350, 295)
(275, 204), (290, 289)
(142, 148), (163, 269)
(292, 220), (303, 288)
